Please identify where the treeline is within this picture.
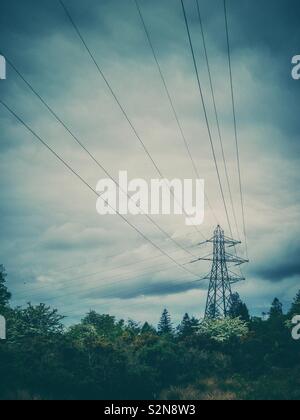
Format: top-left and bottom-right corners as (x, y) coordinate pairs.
(0, 264), (300, 400)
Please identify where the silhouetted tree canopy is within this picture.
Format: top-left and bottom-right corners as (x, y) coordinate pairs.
(157, 309), (173, 336)
(229, 293), (250, 322)
(177, 313), (200, 338)
(288, 290), (300, 318)
(269, 298), (284, 320)
(1, 266), (300, 401)
(0, 265), (11, 310)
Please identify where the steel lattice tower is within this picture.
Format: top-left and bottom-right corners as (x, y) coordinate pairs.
(191, 225), (248, 319)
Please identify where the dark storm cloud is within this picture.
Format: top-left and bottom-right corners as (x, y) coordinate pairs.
(253, 242), (300, 282)
(82, 277), (206, 300)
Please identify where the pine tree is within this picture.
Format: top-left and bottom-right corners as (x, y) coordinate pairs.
(288, 290), (300, 318)
(229, 293), (250, 322)
(158, 309), (173, 336)
(141, 322), (156, 335)
(178, 313), (190, 335)
(177, 313), (199, 337)
(0, 265), (11, 309)
(269, 298), (284, 320)
(206, 303), (221, 319)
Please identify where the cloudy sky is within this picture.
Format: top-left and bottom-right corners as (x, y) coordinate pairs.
(0, 0), (299, 326)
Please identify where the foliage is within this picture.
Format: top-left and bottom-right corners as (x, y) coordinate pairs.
(0, 265), (11, 310)
(1, 266), (300, 400)
(157, 308), (173, 336)
(269, 298), (284, 320)
(229, 293), (250, 322)
(288, 290), (300, 318)
(177, 313), (200, 338)
(198, 317), (249, 343)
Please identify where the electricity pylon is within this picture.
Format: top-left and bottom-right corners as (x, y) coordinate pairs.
(191, 225), (248, 319)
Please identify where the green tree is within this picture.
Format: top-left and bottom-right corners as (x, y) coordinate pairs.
(205, 303), (221, 319)
(229, 293), (250, 322)
(141, 322), (156, 335)
(9, 303), (65, 339)
(158, 309), (173, 336)
(288, 290), (300, 318)
(177, 313), (199, 338)
(198, 318), (249, 343)
(82, 311), (124, 339)
(269, 298), (284, 320)
(126, 319), (141, 336)
(0, 265), (11, 310)
(3, 304), (65, 399)
(64, 323), (129, 400)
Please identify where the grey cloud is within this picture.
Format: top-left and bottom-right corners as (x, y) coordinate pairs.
(253, 241), (300, 282)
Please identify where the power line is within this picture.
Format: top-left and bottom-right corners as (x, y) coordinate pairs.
(15, 253), (192, 305)
(27, 257), (208, 317)
(22, 230), (198, 279)
(42, 250), (133, 276)
(181, 0), (233, 238)
(59, 271), (205, 317)
(223, 0), (248, 257)
(13, 246), (190, 299)
(195, 0), (240, 241)
(134, 0), (219, 226)
(36, 231), (198, 277)
(58, 0), (205, 238)
(14, 243), (210, 302)
(194, 1), (242, 268)
(5, 56), (199, 255)
(60, 271), (206, 318)
(0, 99), (201, 282)
(183, 1), (243, 274)
(14, 252), (210, 317)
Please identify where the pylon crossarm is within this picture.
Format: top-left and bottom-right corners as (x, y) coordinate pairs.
(200, 272), (211, 281)
(189, 252), (213, 264)
(224, 239), (241, 248)
(225, 252), (249, 266)
(228, 268), (244, 278)
(197, 238), (214, 246)
(224, 236), (241, 246)
(228, 276), (245, 284)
